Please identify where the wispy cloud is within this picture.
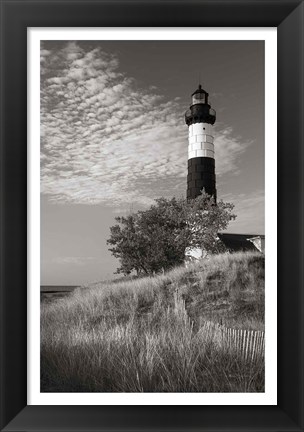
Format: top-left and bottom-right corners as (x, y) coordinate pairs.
(41, 42), (249, 207)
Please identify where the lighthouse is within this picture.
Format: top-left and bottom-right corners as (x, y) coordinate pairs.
(185, 85), (216, 201)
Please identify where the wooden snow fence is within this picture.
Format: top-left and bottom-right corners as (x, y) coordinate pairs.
(198, 320), (265, 363)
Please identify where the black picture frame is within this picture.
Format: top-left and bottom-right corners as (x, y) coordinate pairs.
(0, 0), (303, 431)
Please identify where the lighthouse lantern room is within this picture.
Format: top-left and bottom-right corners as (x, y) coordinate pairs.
(185, 85), (217, 201)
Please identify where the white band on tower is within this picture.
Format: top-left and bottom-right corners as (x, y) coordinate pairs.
(188, 122), (214, 160)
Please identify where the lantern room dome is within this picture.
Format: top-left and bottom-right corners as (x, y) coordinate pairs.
(185, 84), (216, 125)
(191, 84), (209, 105)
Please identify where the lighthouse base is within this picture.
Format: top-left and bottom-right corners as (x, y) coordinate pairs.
(187, 157), (216, 201)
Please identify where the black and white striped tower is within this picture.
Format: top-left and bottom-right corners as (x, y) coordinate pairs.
(185, 85), (216, 201)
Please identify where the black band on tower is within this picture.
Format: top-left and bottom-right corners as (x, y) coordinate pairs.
(187, 157), (217, 201)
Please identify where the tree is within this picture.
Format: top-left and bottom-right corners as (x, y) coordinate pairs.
(185, 192), (236, 254)
(107, 191), (236, 276)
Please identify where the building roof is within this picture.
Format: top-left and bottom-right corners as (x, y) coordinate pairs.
(191, 84), (209, 96)
(218, 233), (264, 252)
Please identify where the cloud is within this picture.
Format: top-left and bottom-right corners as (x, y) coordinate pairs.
(41, 42), (249, 207)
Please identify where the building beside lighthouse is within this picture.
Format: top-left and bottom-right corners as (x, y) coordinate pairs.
(184, 84), (265, 259)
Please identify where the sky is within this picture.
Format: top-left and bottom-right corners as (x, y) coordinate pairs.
(40, 40), (265, 285)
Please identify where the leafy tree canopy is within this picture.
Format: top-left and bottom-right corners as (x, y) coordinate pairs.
(107, 191), (236, 276)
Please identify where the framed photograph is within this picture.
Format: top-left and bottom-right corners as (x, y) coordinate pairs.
(1, 0), (303, 431)
(32, 28), (273, 405)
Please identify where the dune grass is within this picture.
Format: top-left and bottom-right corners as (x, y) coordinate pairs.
(41, 251), (265, 392)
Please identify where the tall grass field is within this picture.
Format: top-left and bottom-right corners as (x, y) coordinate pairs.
(41, 252), (265, 392)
